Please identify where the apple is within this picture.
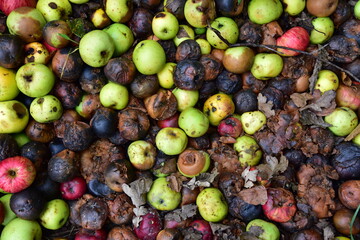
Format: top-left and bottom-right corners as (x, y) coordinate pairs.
(0, 66), (19, 101)
(246, 219), (280, 240)
(6, 7), (46, 43)
(217, 116), (243, 138)
(196, 38), (212, 54)
(42, 20), (72, 49)
(0, 100), (29, 134)
(99, 82), (129, 110)
(282, 0), (306, 16)
(222, 46), (255, 74)
(172, 88), (199, 111)
(0, 156), (36, 193)
(189, 219), (213, 240)
(324, 107), (358, 137)
(127, 140), (157, 170)
(203, 93), (235, 126)
(132, 40), (166, 75)
(36, 0), (72, 22)
(310, 17), (334, 44)
(177, 149), (210, 178)
(39, 199), (69, 230)
(157, 112), (179, 129)
(355, 0), (360, 19)
(69, 0), (89, 3)
(248, 0), (283, 24)
(91, 8), (111, 29)
(214, 0), (244, 17)
(79, 30), (115, 68)
(24, 42), (50, 64)
(178, 107), (209, 138)
(173, 24), (195, 46)
(240, 110), (267, 135)
(75, 228), (107, 240)
(147, 177), (181, 211)
(134, 210), (162, 239)
(336, 84), (360, 110)
(251, 53), (283, 80)
(184, 0), (216, 28)
(276, 27), (309, 56)
(15, 62), (55, 98)
(234, 135), (262, 167)
(155, 127), (188, 155)
(60, 176), (87, 200)
(103, 23), (134, 57)
(11, 133), (30, 148)
(157, 62), (177, 89)
(1, 218), (42, 240)
(314, 69), (339, 93)
(29, 95), (63, 123)
(0, 0), (37, 16)
(196, 187), (228, 222)
(152, 11), (179, 40)
(104, 0), (133, 23)
(206, 17), (239, 50)
(0, 194), (17, 225)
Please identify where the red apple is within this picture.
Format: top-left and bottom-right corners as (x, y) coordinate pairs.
(0, 0), (37, 16)
(262, 187), (297, 223)
(60, 176), (87, 200)
(276, 26), (309, 56)
(157, 112), (179, 128)
(217, 116), (243, 138)
(0, 156), (36, 193)
(335, 84), (360, 111)
(189, 219), (213, 240)
(75, 228), (107, 240)
(134, 210), (162, 240)
(41, 40), (58, 56)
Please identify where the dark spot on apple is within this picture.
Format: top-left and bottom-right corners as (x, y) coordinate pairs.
(24, 75), (32, 82)
(25, 48), (35, 55)
(37, 98), (44, 104)
(37, 50), (42, 54)
(169, 131), (176, 137)
(100, 51), (107, 57)
(12, 103), (27, 119)
(26, 56), (35, 62)
(53, 107), (58, 112)
(59, 217), (64, 224)
(159, 199), (164, 204)
(49, 2), (58, 9)
(8, 170), (16, 177)
(162, 28), (168, 33)
(217, 24), (224, 29)
(211, 107), (217, 112)
(155, 12), (166, 18)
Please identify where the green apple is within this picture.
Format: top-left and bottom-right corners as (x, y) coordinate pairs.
(79, 30), (115, 67)
(234, 135), (262, 167)
(251, 53), (283, 80)
(0, 100), (29, 134)
(147, 177), (181, 211)
(127, 140), (156, 170)
(248, 0), (283, 24)
(196, 188), (228, 222)
(155, 127), (188, 155)
(324, 107), (358, 137)
(356, 1), (360, 19)
(99, 81), (129, 110)
(314, 69), (339, 93)
(157, 62), (177, 89)
(103, 23), (134, 57)
(282, 0), (305, 16)
(173, 24), (195, 46)
(203, 93), (235, 126)
(152, 11), (179, 40)
(105, 0), (133, 23)
(39, 199), (69, 230)
(91, 8), (111, 29)
(172, 88), (199, 111)
(196, 38), (212, 54)
(206, 17), (239, 50)
(177, 149), (210, 178)
(6, 7), (46, 43)
(353, 131), (360, 146)
(246, 219), (280, 240)
(0, 66), (19, 101)
(29, 95), (63, 123)
(1, 218), (42, 240)
(15, 63), (55, 98)
(11, 133), (31, 148)
(0, 194), (16, 225)
(184, 0), (216, 28)
(24, 42), (50, 64)
(132, 40), (166, 75)
(178, 107), (209, 138)
(69, 0), (89, 3)
(310, 17), (334, 44)
(241, 111), (267, 135)
(36, 0), (72, 21)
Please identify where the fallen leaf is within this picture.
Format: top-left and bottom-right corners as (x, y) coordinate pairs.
(290, 92), (313, 108)
(181, 227), (203, 240)
(300, 109), (332, 128)
(164, 204), (198, 222)
(241, 166), (258, 189)
(166, 172), (188, 192)
(132, 206), (149, 228)
(258, 93), (275, 118)
(122, 177), (153, 207)
(238, 185), (268, 205)
(183, 165), (219, 190)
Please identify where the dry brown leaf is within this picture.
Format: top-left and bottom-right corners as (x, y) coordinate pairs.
(238, 185), (268, 205)
(290, 92), (313, 108)
(122, 177), (153, 207)
(164, 204), (198, 222)
(166, 172), (188, 192)
(257, 93), (275, 118)
(241, 166), (258, 189)
(183, 165), (219, 190)
(132, 206), (149, 228)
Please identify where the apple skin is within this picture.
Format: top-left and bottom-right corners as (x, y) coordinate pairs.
(127, 140), (157, 170)
(196, 187), (228, 222)
(196, 38), (211, 54)
(0, 66), (19, 101)
(203, 93), (235, 126)
(282, 0), (306, 16)
(248, 0), (283, 25)
(157, 62), (177, 89)
(1, 218), (42, 240)
(99, 82), (129, 110)
(24, 42), (50, 64)
(36, 0), (72, 22)
(79, 30), (115, 68)
(355, 0), (360, 20)
(222, 46), (255, 74)
(177, 149), (210, 178)
(251, 53), (283, 80)
(234, 135), (262, 167)
(60, 176), (87, 200)
(15, 63), (55, 98)
(310, 17), (334, 44)
(103, 23), (134, 57)
(147, 177), (181, 211)
(0, 0), (37, 16)
(104, 0), (133, 23)
(157, 112), (179, 128)
(184, 0), (216, 28)
(335, 84), (360, 110)
(152, 11), (179, 40)
(155, 127), (188, 155)
(240, 110), (267, 135)
(324, 107), (358, 137)
(246, 219), (280, 240)
(0, 100), (29, 134)
(0, 156), (36, 194)
(0, 194), (17, 225)
(206, 17), (239, 50)
(39, 199), (69, 230)
(132, 40), (166, 75)
(172, 88), (199, 111)
(276, 27), (309, 56)
(178, 107), (209, 138)
(29, 95), (63, 123)
(173, 24), (195, 46)
(314, 70), (339, 93)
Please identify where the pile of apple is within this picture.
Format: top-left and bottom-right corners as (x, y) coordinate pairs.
(1, 0), (360, 239)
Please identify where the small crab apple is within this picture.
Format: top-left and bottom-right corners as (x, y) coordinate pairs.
(60, 176), (87, 200)
(240, 111), (266, 135)
(324, 107), (358, 136)
(75, 228), (107, 240)
(246, 219), (280, 240)
(0, 156), (36, 193)
(217, 116), (243, 138)
(276, 27), (309, 56)
(196, 188), (228, 222)
(189, 219), (213, 240)
(156, 127), (188, 155)
(134, 210), (163, 240)
(157, 112), (179, 129)
(147, 177), (181, 211)
(248, 0), (283, 24)
(203, 93), (235, 126)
